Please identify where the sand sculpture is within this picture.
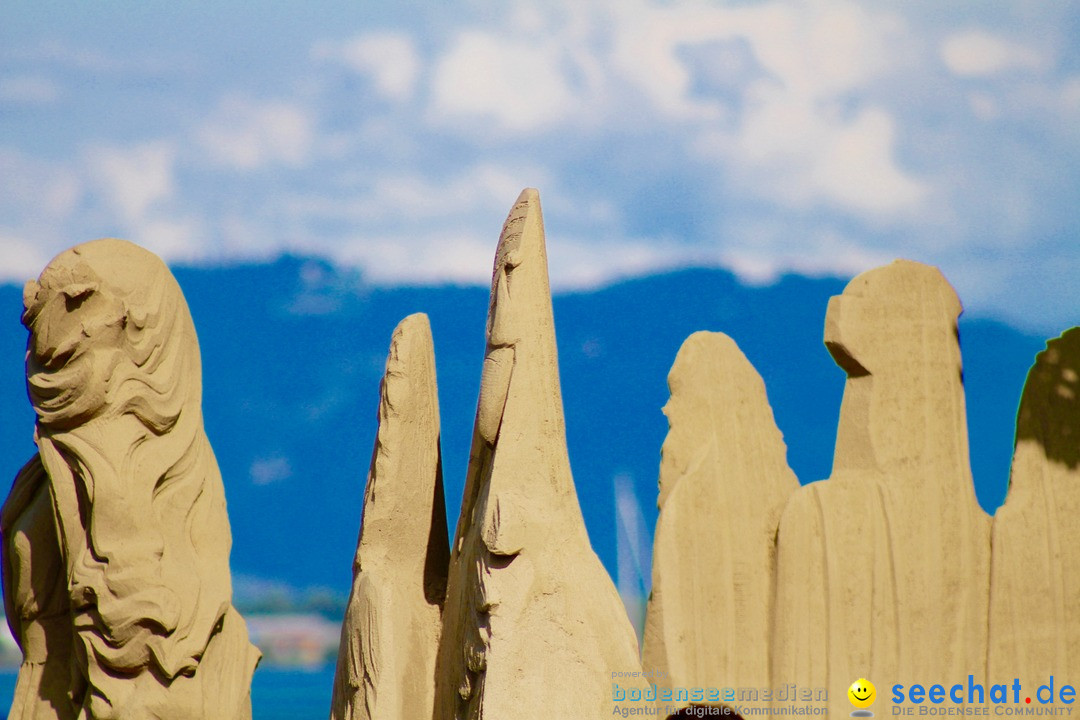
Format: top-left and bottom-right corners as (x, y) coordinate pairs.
(330, 314), (449, 720)
(632, 260), (1080, 718)
(989, 328), (1080, 687)
(7, 203), (1077, 720)
(641, 332), (798, 697)
(769, 261), (991, 713)
(431, 189), (646, 718)
(325, 202), (1077, 719)
(2, 239), (259, 719)
(643, 262), (1080, 717)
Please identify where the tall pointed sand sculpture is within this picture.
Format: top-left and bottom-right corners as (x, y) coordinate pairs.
(330, 313), (449, 720)
(433, 189), (645, 719)
(989, 327), (1080, 686)
(642, 332), (798, 702)
(2, 239), (259, 719)
(771, 260), (990, 713)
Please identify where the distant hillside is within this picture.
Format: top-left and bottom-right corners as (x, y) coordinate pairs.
(0, 259), (1047, 596)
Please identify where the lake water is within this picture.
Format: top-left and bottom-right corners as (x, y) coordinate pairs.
(0, 665), (337, 719)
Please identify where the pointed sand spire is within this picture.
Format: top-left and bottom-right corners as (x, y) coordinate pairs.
(434, 189), (645, 719)
(330, 313), (450, 720)
(642, 331), (798, 705)
(989, 327), (1080, 687)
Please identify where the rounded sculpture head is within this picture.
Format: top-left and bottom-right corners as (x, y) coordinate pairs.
(824, 259), (975, 485)
(23, 238), (199, 434)
(824, 259), (963, 379)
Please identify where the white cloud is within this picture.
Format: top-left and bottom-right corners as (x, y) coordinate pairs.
(720, 229), (896, 285)
(0, 149), (84, 279)
(0, 0), (1076, 333)
(0, 148), (82, 219)
(592, 0), (927, 217)
(322, 230), (710, 292)
(418, 1), (927, 218)
(79, 142), (207, 263)
(276, 165), (556, 284)
(331, 233), (495, 285)
(250, 455), (292, 486)
(0, 75), (60, 104)
(605, 0), (900, 119)
(364, 164), (541, 221)
(702, 100), (928, 218)
(313, 32), (420, 101)
(940, 30), (1048, 77)
(315, 219), (888, 295)
(282, 164), (551, 233)
(85, 141), (177, 225)
(808, 107), (928, 215)
(197, 96), (314, 170)
(544, 236), (709, 290)
(0, 143), (213, 278)
(0, 232), (53, 282)
(606, 3), (724, 120)
(133, 217), (206, 261)
(429, 30), (577, 132)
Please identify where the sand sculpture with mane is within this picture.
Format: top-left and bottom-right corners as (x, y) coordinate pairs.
(2, 239), (259, 719)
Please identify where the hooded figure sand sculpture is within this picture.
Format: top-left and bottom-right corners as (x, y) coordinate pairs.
(2, 239), (259, 720)
(642, 331), (798, 704)
(770, 261), (991, 714)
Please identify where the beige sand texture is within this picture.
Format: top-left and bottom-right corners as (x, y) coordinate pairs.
(641, 331), (798, 704)
(988, 327), (1080, 687)
(330, 313), (450, 720)
(433, 189), (645, 719)
(771, 260), (990, 713)
(2, 239), (259, 720)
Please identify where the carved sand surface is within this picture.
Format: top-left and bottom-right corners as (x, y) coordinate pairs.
(641, 331), (797, 698)
(7, 213), (1077, 720)
(989, 328), (1080, 687)
(770, 261), (991, 714)
(2, 239), (259, 719)
(330, 313), (450, 720)
(433, 189), (646, 719)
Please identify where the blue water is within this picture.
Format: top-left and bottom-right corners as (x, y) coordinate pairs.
(251, 666), (335, 720)
(0, 665), (336, 719)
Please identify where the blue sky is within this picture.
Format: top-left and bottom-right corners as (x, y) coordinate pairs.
(2, 0), (1078, 333)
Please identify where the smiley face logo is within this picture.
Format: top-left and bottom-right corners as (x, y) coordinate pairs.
(848, 678), (876, 710)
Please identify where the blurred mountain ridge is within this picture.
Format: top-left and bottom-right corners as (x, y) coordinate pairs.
(0, 256), (1047, 595)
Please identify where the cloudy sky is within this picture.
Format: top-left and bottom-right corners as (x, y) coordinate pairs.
(2, 0), (1077, 332)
